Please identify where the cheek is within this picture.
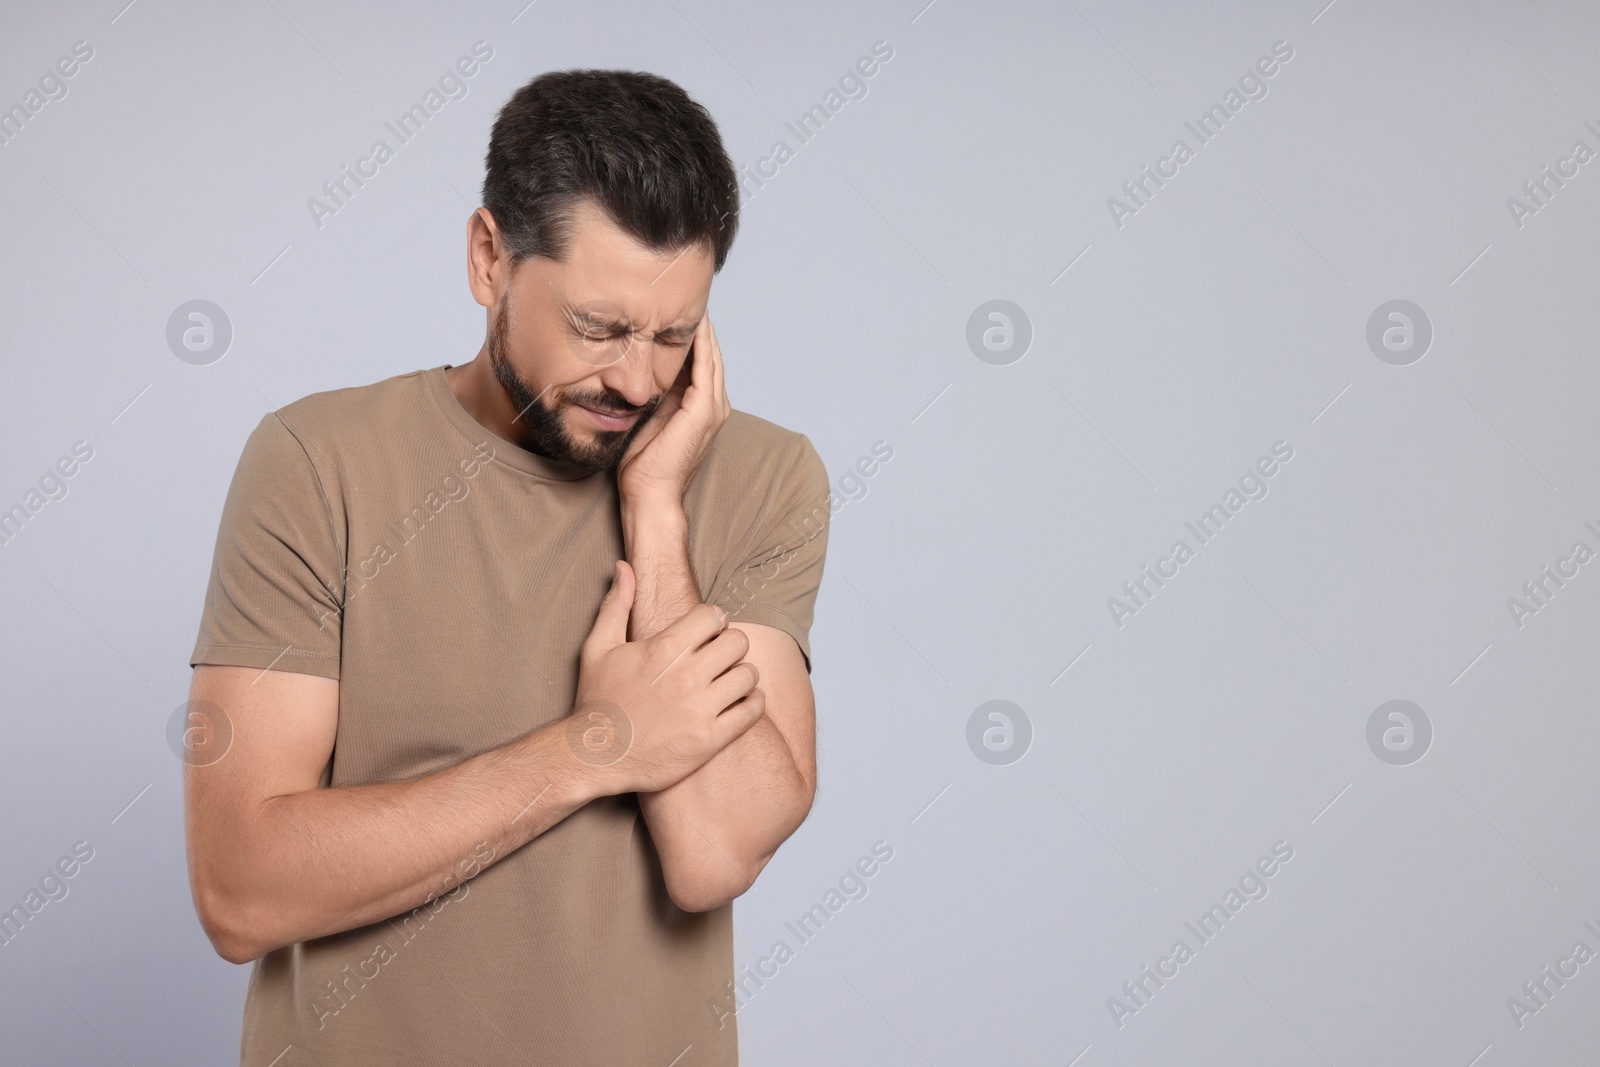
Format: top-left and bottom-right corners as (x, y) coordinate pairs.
(656, 347), (691, 388)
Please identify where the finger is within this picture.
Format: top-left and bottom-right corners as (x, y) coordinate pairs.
(680, 314), (712, 415)
(651, 602), (728, 667)
(683, 323), (703, 376)
(693, 625), (750, 681)
(583, 560), (635, 656)
(710, 688), (766, 748)
(650, 352), (690, 426)
(615, 427), (653, 475)
(669, 336), (694, 396)
(683, 316), (725, 456)
(706, 314), (727, 416)
(705, 660), (759, 710)
(695, 314), (718, 410)
(617, 379), (676, 466)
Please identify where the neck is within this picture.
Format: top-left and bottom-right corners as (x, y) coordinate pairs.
(445, 354), (551, 457)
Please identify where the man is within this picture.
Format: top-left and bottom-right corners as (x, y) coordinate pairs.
(183, 69), (830, 1066)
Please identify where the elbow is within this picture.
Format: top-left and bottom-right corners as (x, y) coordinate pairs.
(664, 827), (803, 913)
(191, 877), (269, 965)
(664, 837), (786, 913)
(666, 862), (762, 914)
(212, 937), (262, 968)
(198, 907), (258, 966)
(663, 778), (816, 913)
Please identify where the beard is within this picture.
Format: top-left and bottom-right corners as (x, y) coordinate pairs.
(487, 292), (659, 473)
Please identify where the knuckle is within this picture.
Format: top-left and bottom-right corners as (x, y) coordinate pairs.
(644, 632), (677, 664)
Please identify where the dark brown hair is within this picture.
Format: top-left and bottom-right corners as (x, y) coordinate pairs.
(482, 69), (739, 272)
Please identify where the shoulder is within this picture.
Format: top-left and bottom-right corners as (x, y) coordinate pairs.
(268, 367), (429, 453)
(227, 368), (433, 521)
(705, 409), (827, 496)
(717, 408), (802, 453)
(688, 409), (831, 563)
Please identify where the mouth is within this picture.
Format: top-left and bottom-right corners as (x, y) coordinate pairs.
(573, 403), (640, 433)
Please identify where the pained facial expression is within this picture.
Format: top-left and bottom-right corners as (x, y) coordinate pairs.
(485, 199), (714, 472)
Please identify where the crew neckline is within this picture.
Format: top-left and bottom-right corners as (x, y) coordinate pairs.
(423, 364), (603, 483)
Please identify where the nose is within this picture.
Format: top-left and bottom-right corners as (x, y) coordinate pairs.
(597, 336), (669, 409)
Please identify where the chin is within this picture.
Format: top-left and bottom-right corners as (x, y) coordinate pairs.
(552, 425), (625, 471)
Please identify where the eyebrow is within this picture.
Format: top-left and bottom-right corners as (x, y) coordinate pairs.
(566, 304), (699, 340)
(655, 320), (700, 341)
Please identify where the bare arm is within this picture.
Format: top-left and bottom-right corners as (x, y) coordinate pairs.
(183, 664), (594, 964)
(185, 563), (763, 964)
(623, 498), (817, 913)
(610, 312), (818, 912)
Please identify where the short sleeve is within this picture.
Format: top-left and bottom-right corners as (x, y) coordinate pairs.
(189, 412), (345, 681)
(709, 434), (831, 673)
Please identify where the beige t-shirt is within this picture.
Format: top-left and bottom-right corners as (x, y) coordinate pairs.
(189, 364), (830, 1066)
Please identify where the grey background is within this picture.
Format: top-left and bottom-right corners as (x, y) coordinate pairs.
(2, 0), (1596, 1063)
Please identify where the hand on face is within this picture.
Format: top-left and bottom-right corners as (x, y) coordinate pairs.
(615, 313), (729, 504)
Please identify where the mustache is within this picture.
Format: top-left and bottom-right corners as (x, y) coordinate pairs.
(564, 392), (660, 417)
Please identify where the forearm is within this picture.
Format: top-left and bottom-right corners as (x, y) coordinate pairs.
(620, 495), (811, 907)
(621, 499), (701, 641)
(640, 714), (811, 906)
(191, 720), (595, 962)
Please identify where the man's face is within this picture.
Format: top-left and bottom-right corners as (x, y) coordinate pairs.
(485, 199), (715, 472)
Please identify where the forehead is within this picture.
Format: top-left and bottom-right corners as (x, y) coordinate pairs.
(521, 198), (714, 325)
